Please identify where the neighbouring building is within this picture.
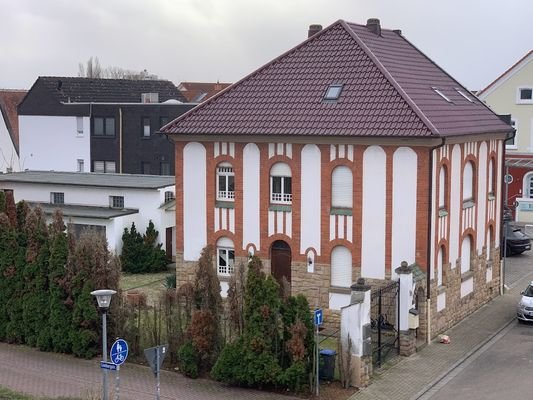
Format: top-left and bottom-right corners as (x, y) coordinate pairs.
(0, 89), (26, 172)
(177, 81), (232, 103)
(478, 51), (533, 222)
(162, 19), (512, 343)
(18, 77), (196, 175)
(0, 171), (177, 257)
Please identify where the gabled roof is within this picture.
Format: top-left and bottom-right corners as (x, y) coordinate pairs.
(162, 19), (511, 139)
(177, 81), (232, 103)
(477, 50), (533, 98)
(21, 76), (187, 106)
(0, 171), (175, 189)
(0, 90), (26, 152)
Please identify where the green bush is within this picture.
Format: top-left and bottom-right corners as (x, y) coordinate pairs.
(211, 340), (244, 384)
(121, 221), (168, 273)
(177, 341), (199, 378)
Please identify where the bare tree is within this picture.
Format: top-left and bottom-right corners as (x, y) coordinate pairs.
(78, 56), (158, 80)
(78, 56), (103, 78)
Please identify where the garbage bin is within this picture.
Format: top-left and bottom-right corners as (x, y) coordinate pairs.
(319, 349), (336, 381)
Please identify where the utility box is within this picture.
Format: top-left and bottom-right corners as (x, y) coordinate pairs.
(408, 308), (419, 330)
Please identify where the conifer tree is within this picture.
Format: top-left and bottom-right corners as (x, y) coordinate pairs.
(0, 213), (17, 340)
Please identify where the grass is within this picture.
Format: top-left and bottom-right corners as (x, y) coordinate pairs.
(0, 386), (82, 400)
(120, 267), (175, 305)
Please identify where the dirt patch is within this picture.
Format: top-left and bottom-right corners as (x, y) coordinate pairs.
(308, 381), (358, 400)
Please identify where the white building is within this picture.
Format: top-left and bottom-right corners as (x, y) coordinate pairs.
(0, 171), (176, 257)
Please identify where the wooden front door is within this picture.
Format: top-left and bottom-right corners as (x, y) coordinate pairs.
(271, 240), (292, 288)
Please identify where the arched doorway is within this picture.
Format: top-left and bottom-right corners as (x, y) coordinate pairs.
(270, 240), (292, 291)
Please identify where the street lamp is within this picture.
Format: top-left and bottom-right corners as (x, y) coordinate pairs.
(91, 289), (116, 400)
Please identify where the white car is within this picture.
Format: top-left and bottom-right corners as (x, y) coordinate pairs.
(517, 282), (533, 322)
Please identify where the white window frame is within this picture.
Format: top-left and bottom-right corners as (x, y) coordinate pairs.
(76, 117), (84, 136)
(517, 87), (533, 104)
(164, 191), (175, 203)
(50, 192), (64, 205)
(109, 195), (124, 209)
(216, 163), (235, 201)
(507, 118), (518, 149)
(142, 117), (151, 137)
(463, 161), (474, 202)
(216, 237), (235, 276)
(331, 246), (352, 288)
(270, 162), (292, 204)
(94, 160), (116, 173)
(524, 172), (533, 199)
(461, 236), (472, 274)
(331, 166), (353, 208)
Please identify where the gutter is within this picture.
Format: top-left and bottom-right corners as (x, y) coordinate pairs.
(426, 136), (446, 343)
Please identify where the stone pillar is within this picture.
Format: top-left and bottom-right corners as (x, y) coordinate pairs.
(340, 279), (372, 387)
(395, 261), (417, 357)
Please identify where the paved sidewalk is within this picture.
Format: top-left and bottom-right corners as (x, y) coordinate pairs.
(0, 343), (298, 400)
(349, 255), (533, 400)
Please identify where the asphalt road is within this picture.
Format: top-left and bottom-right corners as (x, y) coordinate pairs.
(426, 251), (533, 400)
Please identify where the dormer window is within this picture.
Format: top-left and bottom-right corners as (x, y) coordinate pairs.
(324, 84), (343, 101)
(432, 87), (452, 103)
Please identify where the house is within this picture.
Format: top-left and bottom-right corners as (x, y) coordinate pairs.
(0, 171), (176, 257)
(177, 82), (231, 103)
(18, 77), (196, 175)
(161, 19), (512, 341)
(0, 90), (26, 172)
(478, 51), (533, 223)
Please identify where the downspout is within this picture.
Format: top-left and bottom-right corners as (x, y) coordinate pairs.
(426, 137), (446, 344)
(119, 107), (123, 173)
(501, 128), (516, 294)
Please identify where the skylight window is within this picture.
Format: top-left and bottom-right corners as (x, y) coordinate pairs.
(324, 84), (344, 101)
(456, 89), (474, 103)
(432, 87), (452, 103)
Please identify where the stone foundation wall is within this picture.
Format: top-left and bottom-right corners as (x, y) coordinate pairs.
(430, 246), (500, 339)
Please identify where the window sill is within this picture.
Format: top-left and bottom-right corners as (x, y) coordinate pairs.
(329, 286), (351, 294)
(438, 208), (448, 217)
(269, 204), (292, 212)
(462, 200), (475, 209)
(330, 207), (352, 216)
(461, 270), (474, 282)
(505, 145), (518, 150)
(217, 274), (232, 282)
(216, 201), (235, 209)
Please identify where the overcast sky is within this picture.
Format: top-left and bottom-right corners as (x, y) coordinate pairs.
(1, 0), (532, 92)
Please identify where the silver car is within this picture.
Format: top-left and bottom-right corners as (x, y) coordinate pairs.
(517, 282), (533, 322)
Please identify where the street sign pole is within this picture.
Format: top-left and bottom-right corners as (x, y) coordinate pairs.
(115, 365), (120, 400)
(156, 347), (160, 400)
(315, 321), (319, 396)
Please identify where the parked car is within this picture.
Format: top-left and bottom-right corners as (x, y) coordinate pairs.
(517, 282), (533, 322)
(503, 225), (531, 256)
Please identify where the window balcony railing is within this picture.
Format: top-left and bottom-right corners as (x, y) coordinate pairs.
(217, 191), (235, 200)
(271, 192), (292, 204)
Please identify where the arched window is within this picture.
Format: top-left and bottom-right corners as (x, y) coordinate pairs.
(216, 162), (235, 201)
(332, 166), (353, 208)
(439, 165), (447, 209)
(270, 162), (292, 204)
(488, 159), (495, 195)
(461, 236), (472, 274)
(216, 237), (235, 275)
(331, 246), (352, 287)
(437, 246), (445, 286)
(463, 161), (474, 202)
(525, 172), (533, 199)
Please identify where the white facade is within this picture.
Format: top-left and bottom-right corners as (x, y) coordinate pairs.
(0, 115), (19, 172)
(2, 179), (174, 255)
(19, 115), (90, 172)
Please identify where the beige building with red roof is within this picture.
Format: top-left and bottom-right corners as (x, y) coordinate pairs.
(163, 19), (513, 350)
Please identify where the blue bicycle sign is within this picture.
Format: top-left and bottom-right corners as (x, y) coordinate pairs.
(110, 339), (128, 366)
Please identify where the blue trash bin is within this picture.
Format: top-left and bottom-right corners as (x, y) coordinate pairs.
(319, 349), (336, 380)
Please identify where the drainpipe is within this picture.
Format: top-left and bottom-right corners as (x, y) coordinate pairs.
(501, 128), (516, 294)
(119, 107), (123, 173)
(426, 137), (446, 344)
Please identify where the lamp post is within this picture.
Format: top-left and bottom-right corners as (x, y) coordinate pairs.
(91, 289), (116, 400)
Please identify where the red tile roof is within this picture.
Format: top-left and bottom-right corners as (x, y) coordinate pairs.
(177, 82), (232, 103)
(0, 90), (27, 151)
(162, 20), (511, 138)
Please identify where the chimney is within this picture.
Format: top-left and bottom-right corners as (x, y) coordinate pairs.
(366, 18), (381, 36)
(308, 24), (322, 38)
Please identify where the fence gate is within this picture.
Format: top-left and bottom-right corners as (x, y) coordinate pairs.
(370, 281), (400, 368)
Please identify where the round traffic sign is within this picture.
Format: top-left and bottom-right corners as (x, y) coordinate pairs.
(504, 174), (513, 184)
(110, 339), (128, 366)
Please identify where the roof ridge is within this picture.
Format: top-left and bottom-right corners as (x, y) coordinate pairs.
(341, 20), (438, 136)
